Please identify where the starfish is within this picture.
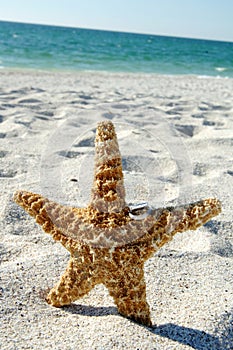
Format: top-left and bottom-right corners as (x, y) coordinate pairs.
(14, 121), (221, 326)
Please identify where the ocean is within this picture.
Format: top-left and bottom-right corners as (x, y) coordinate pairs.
(0, 20), (233, 77)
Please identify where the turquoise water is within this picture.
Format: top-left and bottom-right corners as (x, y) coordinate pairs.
(0, 20), (233, 77)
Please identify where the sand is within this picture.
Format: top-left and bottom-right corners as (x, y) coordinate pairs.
(0, 69), (232, 349)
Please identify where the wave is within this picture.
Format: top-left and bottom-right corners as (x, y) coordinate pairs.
(215, 67), (228, 72)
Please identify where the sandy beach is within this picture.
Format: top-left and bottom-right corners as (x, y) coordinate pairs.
(0, 70), (232, 349)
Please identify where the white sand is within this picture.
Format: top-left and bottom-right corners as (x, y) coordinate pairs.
(0, 70), (232, 349)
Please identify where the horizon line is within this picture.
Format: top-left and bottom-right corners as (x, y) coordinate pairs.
(0, 18), (232, 44)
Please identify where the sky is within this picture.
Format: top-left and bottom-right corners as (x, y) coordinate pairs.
(0, 0), (232, 42)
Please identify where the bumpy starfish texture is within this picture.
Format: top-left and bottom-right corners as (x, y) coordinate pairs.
(14, 121), (221, 326)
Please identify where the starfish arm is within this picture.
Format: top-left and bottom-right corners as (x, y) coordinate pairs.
(149, 198), (221, 248)
(90, 121), (126, 212)
(46, 257), (97, 307)
(104, 263), (152, 326)
(14, 190), (55, 232)
(13, 190), (83, 250)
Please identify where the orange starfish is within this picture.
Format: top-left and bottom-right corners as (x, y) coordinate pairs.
(14, 121), (221, 326)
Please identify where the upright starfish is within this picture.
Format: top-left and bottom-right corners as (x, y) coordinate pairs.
(14, 121), (221, 326)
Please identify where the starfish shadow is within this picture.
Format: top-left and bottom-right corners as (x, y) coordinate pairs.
(62, 303), (118, 317)
(59, 303), (232, 349)
(61, 304), (223, 349)
(148, 323), (223, 349)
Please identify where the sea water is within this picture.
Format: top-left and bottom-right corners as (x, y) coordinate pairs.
(0, 20), (232, 77)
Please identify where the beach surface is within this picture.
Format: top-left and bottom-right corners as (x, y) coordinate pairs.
(0, 70), (232, 349)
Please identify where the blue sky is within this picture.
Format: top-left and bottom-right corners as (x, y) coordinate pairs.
(0, 0), (232, 42)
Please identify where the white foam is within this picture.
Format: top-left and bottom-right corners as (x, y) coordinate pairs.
(215, 67), (227, 72)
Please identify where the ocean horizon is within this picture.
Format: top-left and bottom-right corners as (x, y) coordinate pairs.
(0, 20), (233, 77)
